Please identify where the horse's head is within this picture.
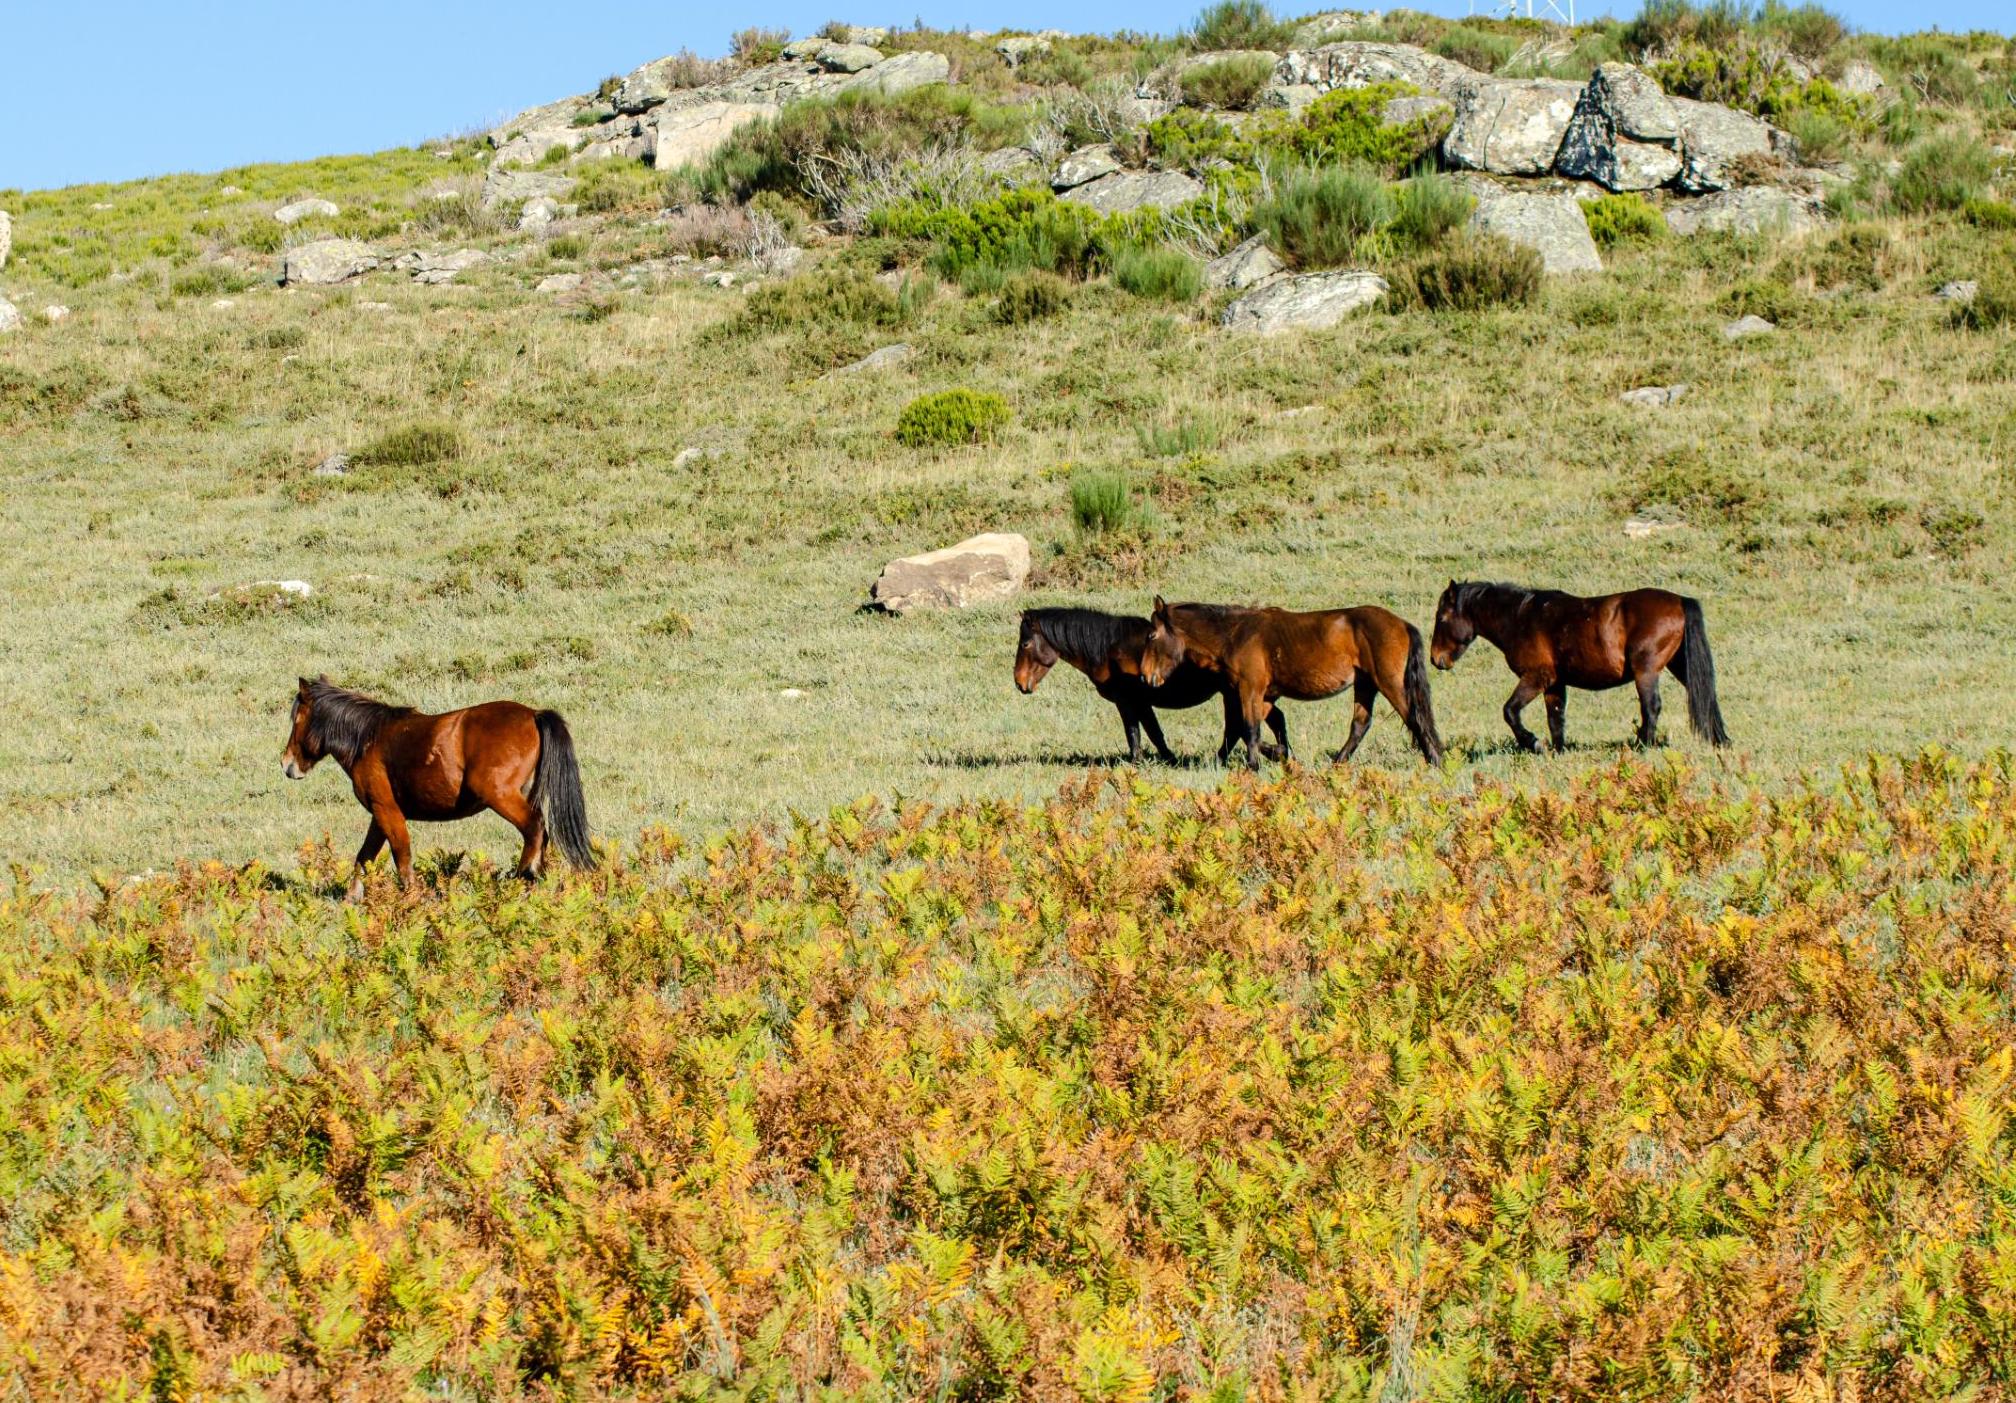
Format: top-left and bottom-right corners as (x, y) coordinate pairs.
(281, 677), (325, 779)
(1430, 581), (1474, 670)
(1014, 613), (1059, 694)
(1140, 597), (1188, 688)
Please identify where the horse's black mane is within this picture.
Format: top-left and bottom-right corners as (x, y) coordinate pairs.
(1024, 607), (1146, 664)
(1452, 581), (1542, 612)
(301, 678), (412, 766)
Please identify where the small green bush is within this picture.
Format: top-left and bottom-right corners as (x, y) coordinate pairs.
(1137, 415), (1222, 457)
(1188, 0), (1292, 52)
(1146, 108), (1252, 171)
(1755, 0), (1849, 60)
(1963, 198), (2016, 231)
(1719, 277), (1805, 324)
(1790, 224), (1889, 291)
(1069, 470), (1149, 535)
(895, 389), (1012, 448)
(735, 270), (907, 334)
(1890, 134), (1995, 214)
(1109, 242), (1203, 302)
(1389, 171), (1474, 251)
(1959, 271), (2016, 331)
(168, 264), (253, 298)
(354, 421), (466, 468)
(876, 188), (1103, 283)
(547, 234), (585, 261)
(992, 270), (1074, 324)
(1181, 54), (1277, 110)
(1390, 232), (1543, 312)
(1270, 83), (1448, 176)
(1255, 163), (1393, 268)
(1433, 25), (1518, 73)
(730, 26), (790, 64)
(1583, 192), (1668, 249)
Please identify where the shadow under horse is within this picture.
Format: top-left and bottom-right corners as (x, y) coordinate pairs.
(1139, 598), (1442, 769)
(281, 676), (596, 899)
(1429, 581), (1730, 752)
(1015, 607), (1289, 764)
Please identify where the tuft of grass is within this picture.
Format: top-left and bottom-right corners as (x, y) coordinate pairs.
(1108, 242), (1204, 302)
(1253, 162), (1393, 269)
(352, 421), (466, 468)
(730, 26), (790, 65)
(1136, 414), (1223, 457)
(1959, 269), (2016, 330)
(895, 388), (1011, 448)
(992, 270), (1073, 324)
(1388, 231), (1542, 311)
(1433, 24), (1519, 73)
(1188, 0), (1292, 51)
(1067, 468), (1149, 535)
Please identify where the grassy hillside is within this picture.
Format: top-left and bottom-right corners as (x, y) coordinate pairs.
(4, 755), (2015, 1398)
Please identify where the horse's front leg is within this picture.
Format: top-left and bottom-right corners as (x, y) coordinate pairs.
(348, 819), (386, 901)
(1634, 670), (1662, 747)
(1240, 692), (1273, 770)
(1262, 705), (1291, 762)
(1544, 683), (1568, 753)
(1334, 674), (1378, 763)
(1503, 676), (1546, 754)
(1138, 707), (1178, 764)
(1119, 706), (1144, 764)
(370, 804), (415, 889)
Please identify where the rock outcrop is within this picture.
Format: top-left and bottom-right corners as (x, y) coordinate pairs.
(1060, 170), (1204, 214)
(650, 101), (781, 171)
(1462, 180), (1602, 274)
(1271, 41), (1482, 100)
(1204, 235), (1286, 292)
(1445, 79), (1582, 176)
(1220, 271), (1389, 334)
(1054, 144), (1123, 190)
(281, 240), (380, 286)
(1555, 64), (1683, 191)
(393, 248), (492, 284)
(1665, 187), (1823, 237)
(871, 533), (1031, 614)
(1673, 97), (1791, 193)
(274, 198), (339, 224)
(481, 166), (577, 210)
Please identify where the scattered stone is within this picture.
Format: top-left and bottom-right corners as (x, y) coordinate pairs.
(1665, 186), (1824, 237)
(651, 101), (781, 171)
(311, 453), (351, 477)
(1620, 383), (1689, 407)
(280, 239), (381, 286)
(42, 304), (70, 323)
(0, 295), (20, 333)
(997, 35), (1052, 65)
(1054, 144), (1122, 190)
(779, 687), (808, 699)
(1220, 271), (1388, 334)
(273, 197), (339, 224)
(1555, 63), (1683, 192)
(480, 165), (576, 211)
(1837, 59), (1886, 96)
(519, 196), (560, 230)
(1723, 314), (1775, 340)
(825, 342), (916, 378)
(395, 248), (492, 284)
(1204, 234), (1286, 292)
(1060, 170), (1204, 215)
(1935, 280), (1978, 305)
(1462, 180), (1602, 274)
(218, 185), (243, 196)
(1445, 78), (1582, 177)
(871, 532), (1031, 614)
(536, 273), (585, 294)
(1624, 517), (1681, 539)
(702, 270), (737, 288)
(0, 210), (10, 270)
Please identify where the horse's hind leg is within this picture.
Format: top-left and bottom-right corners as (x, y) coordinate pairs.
(489, 788), (547, 879)
(1119, 707), (1145, 764)
(1262, 706), (1290, 761)
(1504, 676), (1546, 754)
(348, 820), (386, 902)
(1334, 674), (1379, 763)
(1634, 670), (1662, 747)
(1544, 683), (1568, 753)
(1138, 708), (1178, 764)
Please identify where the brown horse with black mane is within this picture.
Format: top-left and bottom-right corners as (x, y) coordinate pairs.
(1140, 599), (1442, 768)
(281, 676), (594, 899)
(1015, 607), (1289, 763)
(1429, 582), (1729, 752)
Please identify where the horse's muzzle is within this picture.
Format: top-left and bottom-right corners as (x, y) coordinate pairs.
(282, 759), (305, 780)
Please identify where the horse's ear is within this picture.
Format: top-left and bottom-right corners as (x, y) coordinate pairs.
(1152, 595), (1167, 615)
(297, 676), (312, 693)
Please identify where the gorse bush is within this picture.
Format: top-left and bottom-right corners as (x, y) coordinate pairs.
(353, 420), (466, 467)
(1890, 134), (1996, 213)
(1273, 82), (1450, 175)
(894, 388), (1011, 447)
(1390, 231), (1543, 311)
(1108, 241), (1203, 301)
(10, 758), (2016, 1397)
(1583, 191), (1668, 248)
(1180, 53), (1277, 110)
(1187, 0), (1293, 52)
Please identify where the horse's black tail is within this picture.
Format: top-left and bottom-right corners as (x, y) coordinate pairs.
(1676, 599), (1730, 747)
(532, 710), (596, 869)
(1402, 622), (1444, 765)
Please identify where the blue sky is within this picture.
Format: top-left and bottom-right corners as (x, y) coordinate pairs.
(2, 0), (2006, 192)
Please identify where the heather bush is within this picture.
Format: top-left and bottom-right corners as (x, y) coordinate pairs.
(1583, 191), (1668, 248)
(1179, 53), (1277, 110)
(1890, 133), (1996, 213)
(1188, 0), (1292, 52)
(1389, 231), (1543, 310)
(895, 388), (1011, 447)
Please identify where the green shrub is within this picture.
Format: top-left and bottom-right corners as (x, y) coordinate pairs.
(734, 269), (908, 334)
(547, 234), (585, 261)
(876, 188), (1103, 283)
(992, 270), (1073, 324)
(1890, 134), (1995, 214)
(1181, 54), (1277, 110)
(1719, 277), (1805, 324)
(354, 421), (466, 467)
(1433, 25), (1518, 73)
(1389, 232), (1543, 311)
(730, 26), (789, 64)
(1959, 271), (2016, 330)
(1017, 44), (1094, 88)
(1755, 0), (1848, 60)
(1624, 0), (1752, 58)
(1783, 108), (1849, 162)
(1136, 415), (1223, 457)
(1269, 83), (1449, 176)
(1862, 34), (1980, 107)
(1254, 163), (1393, 268)
(1788, 224), (1889, 291)
(895, 389), (1012, 448)
(1583, 192), (1668, 249)
(1389, 171), (1474, 251)
(1963, 198), (2016, 231)
(1189, 0), (1292, 52)
(168, 264), (253, 298)
(1146, 108), (1253, 171)
(1068, 470), (1149, 535)
(1108, 242), (1203, 302)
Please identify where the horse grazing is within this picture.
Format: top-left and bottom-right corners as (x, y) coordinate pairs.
(281, 676), (594, 899)
(1429, 582), (1729, 752)
(1139, 599), (1442, 768)
(1015, 607), (1289, 764)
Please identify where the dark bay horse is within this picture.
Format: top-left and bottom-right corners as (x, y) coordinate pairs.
(1429, 582), (1729, 752)
(1139, 599), (1442, 768)
(1015, 607), (1289, 763)
(281, 676), (594, 899)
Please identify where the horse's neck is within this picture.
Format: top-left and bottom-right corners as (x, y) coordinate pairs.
(1175, 613), (1235, 668)
(1055, 625), (1132, 682)
(1469, 589), (1523, 645)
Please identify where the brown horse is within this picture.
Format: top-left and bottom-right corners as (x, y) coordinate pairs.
(1140, 599), (1442, 768)
(1429, 581), (1729, 752)
(281, 676), (594, 899)
(1015, 607), (1289, 763)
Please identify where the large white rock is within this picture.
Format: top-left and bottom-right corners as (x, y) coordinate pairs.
(1220, 271), (1388, 334)
(281, 239), (380, 286)
(1204, 234), (1286, 292)
(1059, 170), (1204, 214)
(273, 198), (339, 224)
(1054, 144), (1122, 190)
(1463, 180), (1602, 274)
(839, 50), (950, 95)
(816, 42), (884, 73)
(1837, 59), (1886, 96)
(872, 533), (1031, 614)
(481, 166), (577, 210)
(1666, 187), (1824, 237)
(1273, 42), (1481, 99)
(1555, 64), (1684, 192)
(1444, 79), (1582, 176)
(0, 294), (21, 333)
(1674, 97), (1787, 193)
(651, 101), (780, 171)
(0, 209), (13, 270)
